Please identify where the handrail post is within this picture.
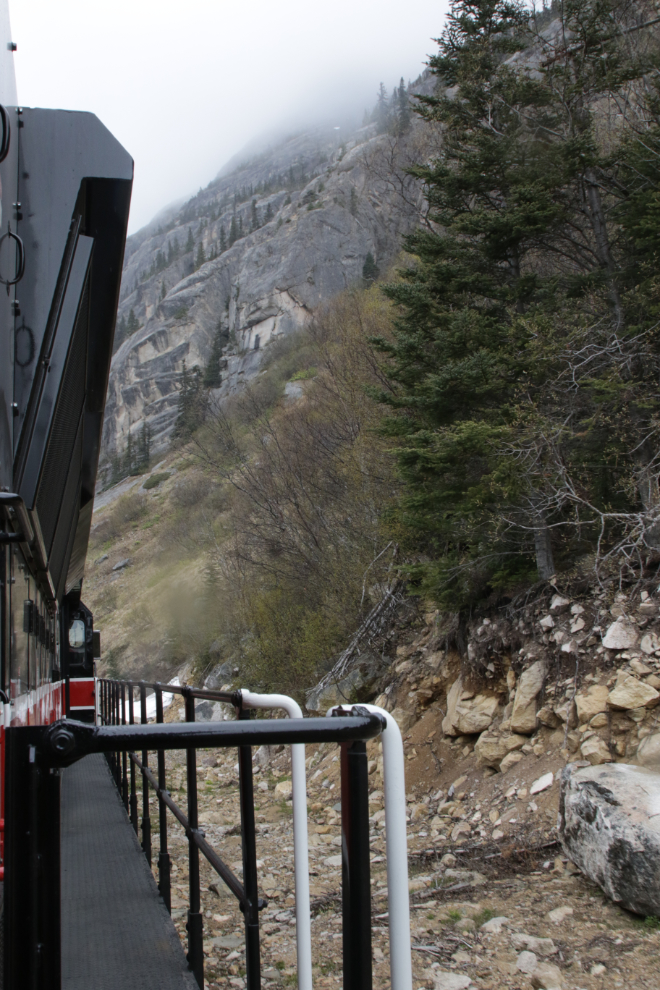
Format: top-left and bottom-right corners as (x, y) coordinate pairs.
(238, 704), (261, 990)
(184, 689), (204, 988)
(156, 685), (171, 912)
(140, 682), (152, 866)
(128, 684), (138, 834)
(341, 739), (372, 990)
(121, 683), (129, 812)
(113, 682), (120, 787)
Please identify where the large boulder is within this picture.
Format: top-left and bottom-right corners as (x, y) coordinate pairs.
(559, 762), (660, 915)
(511, 661), (546, 734)
(602, 617), (639, 650)
(442, 677), (500, 735)
(474, 730), (508, 768)
(575, 684), (609, 723)
(607, 673), (659, 711)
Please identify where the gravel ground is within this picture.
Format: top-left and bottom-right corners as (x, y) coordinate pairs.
(138, 697), (660, 990)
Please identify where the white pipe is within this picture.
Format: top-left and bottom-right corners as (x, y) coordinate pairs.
(240, 690), (312, 990)
(328, 704), (412, 990)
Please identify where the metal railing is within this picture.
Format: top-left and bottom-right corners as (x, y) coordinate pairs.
(98, 678), (264, 989)
(3, 688), (385, 990)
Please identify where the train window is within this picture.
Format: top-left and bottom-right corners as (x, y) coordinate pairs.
(68, 619), (85, 649)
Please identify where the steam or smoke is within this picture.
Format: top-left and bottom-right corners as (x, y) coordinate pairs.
(11, 0), (447, 233)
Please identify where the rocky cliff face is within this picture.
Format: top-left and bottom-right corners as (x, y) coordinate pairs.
(102, 106), (432, 464)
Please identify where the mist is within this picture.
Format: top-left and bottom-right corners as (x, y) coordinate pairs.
(10, 0), (449, 234)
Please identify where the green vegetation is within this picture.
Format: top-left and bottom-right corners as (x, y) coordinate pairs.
(374, 0), (660, 611)
(143, 473), (171, 491)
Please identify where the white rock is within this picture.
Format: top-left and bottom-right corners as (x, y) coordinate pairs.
(559, 762), (660, 915)
(570, 617), (586, 633)
(575, 684), (609, 723)
(607, 674), (659, 710)
(530, 772), (554, 795)
(274, 780), (293, 798)
(430, 972), (472, 990)
(641, 632), (660, 655)
(516, 950), (538, 974)
(511, 660), (546, 734)
(531, 961), (564, 988)
(550, 594), (570, 613)
(492, 828), (505, 840)
(571, 604), (585, 615)
(636, 733), (660, 770)
(547, 905), (573, 923)
(539, 615), (555, 629)
(511, 933), (556, 956)
(480, 915), (509, 933)
(602, 617), (639, 650)
(590, 963), (606, 976)
(580, 735), (612, 766)
(500, 751), (524, 772)
(324, 854), (342, 867)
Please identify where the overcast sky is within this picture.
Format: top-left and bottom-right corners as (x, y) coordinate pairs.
(10, 0), (448, 234)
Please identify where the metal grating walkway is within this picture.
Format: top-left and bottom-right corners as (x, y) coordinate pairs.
(61, 753), (197, 990)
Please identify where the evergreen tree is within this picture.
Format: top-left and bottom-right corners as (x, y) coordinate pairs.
(220, 225), (227, 252)
(203, 322), (229, 388)
(195, 242), (206, 270)
(238, 215), (243, 238)
(173, 362), (207, 441)
(375, 83), (390, 133)
(160, 281), (166, 301)
(265, 202), (273, 223)
(185, 228), (195, 254)
(126, 309), (141, 336)
(350, 187), (358, 217)
(250, 198), (259, 232)
(124, 431), (135, 476)
(362, 252), (380, 285)
(375, 0), (660, 608)
(397, 77), (411, 134)
(229, 215), (238, 247)
(136, 422), (151, 471)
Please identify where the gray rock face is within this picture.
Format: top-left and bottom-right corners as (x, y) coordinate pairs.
(102, 112), (433, 464)
(559, 762), (660, 916)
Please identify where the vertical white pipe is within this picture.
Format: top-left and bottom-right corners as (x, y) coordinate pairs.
(239, 690), (312, 990)
(328, 704), (412, 990)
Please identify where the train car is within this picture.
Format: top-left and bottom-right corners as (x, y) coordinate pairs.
(0, 0), (132, 871)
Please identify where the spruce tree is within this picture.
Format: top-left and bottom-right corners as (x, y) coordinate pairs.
(375, 83), (390, 133)
(220, 225), (227, 252)
(126, 309), (141, 336)
(229, 215), (238, 247)
(195, 243), (206, 270)
(362, 252), (379, 285)
(185, 228), (195, 254)
(350, 187), (358, 217)
(397, 77), (410, 134)
(251, 198), (259, 232)
(265, 202), (273, 223)
(375, 0), (658, 607)
(203, 322), (229, 388)
(160, 281), (166, 301)
(173, 362), (206, 441)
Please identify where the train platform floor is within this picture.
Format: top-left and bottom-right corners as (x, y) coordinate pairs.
(61, 753), (198, 990)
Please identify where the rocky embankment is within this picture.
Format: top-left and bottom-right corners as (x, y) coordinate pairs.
(147, 578), (660, 990)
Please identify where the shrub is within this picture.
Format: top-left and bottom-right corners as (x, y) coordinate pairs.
(142, 472), (171, 490)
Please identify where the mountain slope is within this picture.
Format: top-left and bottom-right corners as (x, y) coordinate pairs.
(102, 94), (434, 464)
